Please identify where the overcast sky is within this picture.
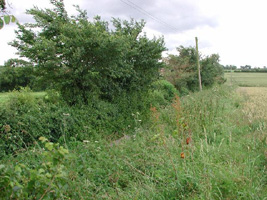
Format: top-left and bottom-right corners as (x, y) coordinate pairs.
(1, 0), (267, 67)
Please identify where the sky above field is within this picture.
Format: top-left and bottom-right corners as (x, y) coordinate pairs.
(1, 0), (267, 67)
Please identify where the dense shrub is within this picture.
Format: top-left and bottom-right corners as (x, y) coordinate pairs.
(0, 88), (155, 157)
(164, 46), (225, 94)
(200, 54), (225, 86)
(152, 80), (179, 101)
(149, 80), (179, 107)
(10, 0), (165, 105)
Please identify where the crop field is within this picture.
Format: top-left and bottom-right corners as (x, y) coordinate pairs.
(225, 72), (267, 87)
(237, 87), (267, 155)
(238, 87), (267, 121)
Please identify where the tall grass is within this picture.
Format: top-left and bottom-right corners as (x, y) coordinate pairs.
(1, 85), (266, 199)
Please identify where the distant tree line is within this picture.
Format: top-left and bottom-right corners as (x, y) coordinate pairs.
(233, 68), (267, 73)
(223, 64), (267, 73)
(0, 59), (45, 92)
(223, 65), (237, 70)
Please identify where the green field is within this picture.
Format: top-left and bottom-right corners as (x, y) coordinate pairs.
(225, 72), (267, 87)
(0, 92), (45, 103)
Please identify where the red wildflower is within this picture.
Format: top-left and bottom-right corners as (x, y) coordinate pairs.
(186, 137), (191, 145)
(180, 152), (185, 159)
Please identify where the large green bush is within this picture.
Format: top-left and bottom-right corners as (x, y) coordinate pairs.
(10, 0), (165, 105)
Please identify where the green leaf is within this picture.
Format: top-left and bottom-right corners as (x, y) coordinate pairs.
(11, 15), (16, 23)
(4, 15), (10, 24)
(59, 146), (69, 155)
(0, 18), (3, 29)
(45, 142), (54, 151)
(38, 168), (45, 174)
(39, 136), (48, 143)
(45, 173), (52, 178)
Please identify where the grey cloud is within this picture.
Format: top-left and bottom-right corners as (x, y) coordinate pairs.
(81, 0), (218, 34)
(9, 0), (218, 34)
(5, 0), (218, 52)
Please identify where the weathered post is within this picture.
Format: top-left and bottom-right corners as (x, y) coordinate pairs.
(195, 37), (202, 91)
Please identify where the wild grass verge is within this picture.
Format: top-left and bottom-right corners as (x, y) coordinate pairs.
(1, 85), (266, 199)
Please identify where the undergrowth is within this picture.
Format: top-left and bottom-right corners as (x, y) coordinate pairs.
(0, 85), (266, 199)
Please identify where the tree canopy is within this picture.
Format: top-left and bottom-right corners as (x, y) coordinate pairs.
(0, 0), (5, 11)
(10, 0), (166, 105)
(164, 46), (224, 94)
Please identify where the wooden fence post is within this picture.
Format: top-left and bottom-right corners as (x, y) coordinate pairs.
(195, 37), (202, 91)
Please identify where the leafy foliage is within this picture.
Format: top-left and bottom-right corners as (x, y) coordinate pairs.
(0, 88), (153, 157)
(0, 0), (17, 29)
(1, 0), (166, 151)
(4, 58), (32, 67)
(10, 0), (165, 105)
(200, 54), (225, 86)
(0, 15), (17, 29)
(0, 137), (70, 199)
(149, 79), (179, 107)
(0, 60), (36, 92)
(164, 46), (225, 94)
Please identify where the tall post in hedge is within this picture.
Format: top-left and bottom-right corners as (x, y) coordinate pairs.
(195, 37), (202, 91)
